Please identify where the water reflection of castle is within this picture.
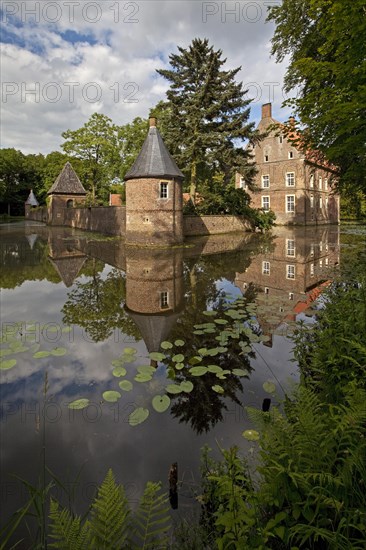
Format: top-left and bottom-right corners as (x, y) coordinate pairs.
(235, 226), (340, 344)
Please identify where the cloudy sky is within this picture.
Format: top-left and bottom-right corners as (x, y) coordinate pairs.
(1, 0), (290, 155)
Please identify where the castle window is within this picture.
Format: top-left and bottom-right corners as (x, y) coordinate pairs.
(66, 199), (73, 208)
(289, 292), (294, 300)
(310, 194), (314, 208)
(262, 261), (270, 275)
(279, 135), (283, 144)
(324, 178), (328, 190)
(262, 175), (270, 188)
(239, 176), (247, 189)
(288, 151), (294, 159)
(310, 174), (314, 188)
(264, 154), (269, 162)
(286, 265), (295, 279)
(319, 177), (322, 189)
(159, 182), (168, 199)
(262, 196), (270, 211)
(286, 239), (295, 256)
(286, 195), (295, 213)
(310, 263), (315, 276)
(319, 197), (323, 208)
(286, 172), (295, 186)
(160, 291), (169, 309)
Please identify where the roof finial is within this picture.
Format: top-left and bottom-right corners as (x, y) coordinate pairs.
(149, 117), (157, 128)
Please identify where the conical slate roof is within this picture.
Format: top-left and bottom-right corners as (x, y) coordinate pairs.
(124, 120), (184, 181)
(47, 162), (87, 195)
(126, 310), (181, 353)
(25, 189), (39, 206)
(49, 256), (87, 288)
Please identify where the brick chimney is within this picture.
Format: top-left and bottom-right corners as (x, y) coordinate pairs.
(261, 103), (272, 119)
(149, 116), (157, 127)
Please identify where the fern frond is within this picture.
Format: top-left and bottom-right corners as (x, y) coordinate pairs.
(89, 469), (130, 549)
(131, 481), (171, 549)
(48, 499), (90, 549)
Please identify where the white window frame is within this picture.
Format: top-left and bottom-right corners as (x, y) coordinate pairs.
(159, 181), (168, 199)
(262, 174), (270, 188)
(310, 174), (314, 188)
(310, 194), (314, 208)
(288, 151), (294, 159)
(310, 263), (315, 276)
(319, 197), (323, 209)
(239, 176), (247, 189)
(264, 154), (269, 162)
(319, 177), (322, 190)
(286, 195), (295, 213)
(324, 178), (328, 190)
(286, 172), (295, 187)
(286, 239), (296, 257)
(160, 291), (169, 309)
(262, 261), (270, 275)
(286, 265), (295, 279)
(262, 196), (270, 212)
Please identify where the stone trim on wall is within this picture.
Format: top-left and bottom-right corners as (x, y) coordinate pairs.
(183, 215), (251, 236)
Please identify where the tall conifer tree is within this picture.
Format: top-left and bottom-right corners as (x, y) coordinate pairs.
(156, 38), (257, 200)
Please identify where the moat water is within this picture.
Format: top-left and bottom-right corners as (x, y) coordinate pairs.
(1, 220), (365, 543)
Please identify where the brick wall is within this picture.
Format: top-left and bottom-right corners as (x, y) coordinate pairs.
(26, 206), (48, 223)
(63, 206), (126, 236)
(183, 215), (251, 236)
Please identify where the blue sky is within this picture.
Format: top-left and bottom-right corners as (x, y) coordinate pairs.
(1, 1), (289, 154)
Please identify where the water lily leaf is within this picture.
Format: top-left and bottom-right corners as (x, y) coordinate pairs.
(62, 326), (72, 333)
(112, 366), (127, 377)
(239, 345), (252, 354)
(216, 374), (227, 380)
(111, 358), (125, 368)
(166, 384), (183, 394)
(215, 319), (228, 325)
(175, 362), (184, 370)
(172, 354), (184, 363)
(206, 348), (220, 356)
(189, 366), (208, 376)
(30, 343), (40, 353)
(68, 399), (89, 410)
(137, 365), (156, 375)
(0, 359), (17, 370)
(207, 365), (223, 374)
(198, 348), (208, 356)
(149, 352), (165, 362)
(13, 345), (29, 353)
(263, 381), (276, 394)
(129, 407), (149, 426)
(243, 429), (260, 441)
(123, 347), (137, 355)
(174, 339), (185, 347)
(217, 346), (228, 353)
(134, 373), (152, 382)
(203, 311), (217, 316)
(33, 351), (51, 359)
(232, 369), (250, 377)
(152, 395), (170, 413)
(52, 347), (67, 357)
(102, 391), (121, 403)
(0, 348), (13, 358)
(204, 328), (216, 334)
(260, 335), (271, 343)
(193, 330), (204, 335)
(119, 380), (133, 391)
(121, 354), (137, 363)
(161, 341), (173, 350)
(212, 385), (224, 394)
(189, 356), (202, 365)
(180, 381), (194, 393)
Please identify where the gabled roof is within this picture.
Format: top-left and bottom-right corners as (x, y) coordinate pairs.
(25, 189), (39, 206)
(47, 162), (87, 195)
(124, 121), (184, 181)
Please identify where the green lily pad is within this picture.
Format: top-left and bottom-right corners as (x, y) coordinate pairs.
(112, 366), (127, 377)
(203, 311), (217, 316)
(62, 326), (72, 333)
(174, 339), (185, 347)
(111, 358), (125, 368)
(129, 407), (149, 426)
(215, 319), (228, 325)
(0, 359), (17, 370)
(123, 347), (137, 355)
(149, 352), (165, 362)
(242, 429), (260, 441)
(172, 354), (184, 363)
(263, 381), (276, 394)
(180, 381), (194, 393)
(33, 351), (51, 359)
(119, 380), (133, 391)
(189, 366), (208, 376)
(189, 356), (202, 365)
(137, 365), (156, 375)
(212, 385), (224, 394)
(152, 395), (171, 413)
(193, 330), (204, 335)
(0, 348), (13, 358)
(204, 328), (216, 334)
(166, 384), (183, 394)
(68, 399), (89, 410)
(102, 390), (121, 403)
(175, 362), (184, 370)
(134, 373), (152, 382)
(207, 365), (223, 374)
(52, 347), (67, 357)
(232, 369), (250, 377)
(161, 341), (173, 350)
(198, 348), (208, 356)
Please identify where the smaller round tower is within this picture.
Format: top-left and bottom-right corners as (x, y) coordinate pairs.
(124, 117), (184, 246)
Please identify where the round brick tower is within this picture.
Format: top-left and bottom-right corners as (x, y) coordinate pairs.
(124, 117), (184, 246)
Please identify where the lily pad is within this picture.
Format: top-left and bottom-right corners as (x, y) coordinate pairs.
(161, 341), (173, 350)
(102, 390), (121, 403)
(134, 373), (152, 383)
(207, 365), (223, 374)
(0, 359), (17, 370)
(188, 356), (202, 365)
(203, 311), (217, 316)
(172, 354), (184, 363)
(212, 385), (224, 394)
(123, 347), (137, 355)
(263, 381), (276, 394)
(232, 369), (250, 377)
(215, 319), (228, 325)
(137, 365), (156, 375)
(174, 339), (185, 347)
(33, 351), (51, 359)
(111, 358), (125, 368)
(62, 326), (72, 333)
(189, 366), (208, 376)
(198, 348), (208, 356)
(166, 384), (183, 394)
(149, 352), (165, 362)
(152, 395), (171, 413)
(193, 330), (204, 335)
(51, 347), (67, 357)
(180, 381), (194, 393)
(68, 398), (89, 410)
(119, 380), (133, 391)
(112, 366), (127, 377)
(129, 407), (149, 426)
(175, 362), (184, 370)
(242, 429), (260, 441)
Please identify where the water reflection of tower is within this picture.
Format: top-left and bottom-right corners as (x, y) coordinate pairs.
(48, 229), (87, 288)
(235, 226), (340, 345)
(125, 249), (184, 353)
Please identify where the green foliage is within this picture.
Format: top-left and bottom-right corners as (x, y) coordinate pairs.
(268, 0), (366, 194)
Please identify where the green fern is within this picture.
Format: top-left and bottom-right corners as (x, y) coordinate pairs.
(89, 469), (130, 549)
(131, 481), (171, 549)
(48, 499), (91, 549)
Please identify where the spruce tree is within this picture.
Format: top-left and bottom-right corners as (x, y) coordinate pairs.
(156, 38), (257, 200)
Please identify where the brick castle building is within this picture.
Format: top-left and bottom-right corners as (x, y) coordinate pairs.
(236, 103), (340, 225)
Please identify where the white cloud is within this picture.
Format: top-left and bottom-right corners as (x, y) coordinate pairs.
(1, 0), (289, 154)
